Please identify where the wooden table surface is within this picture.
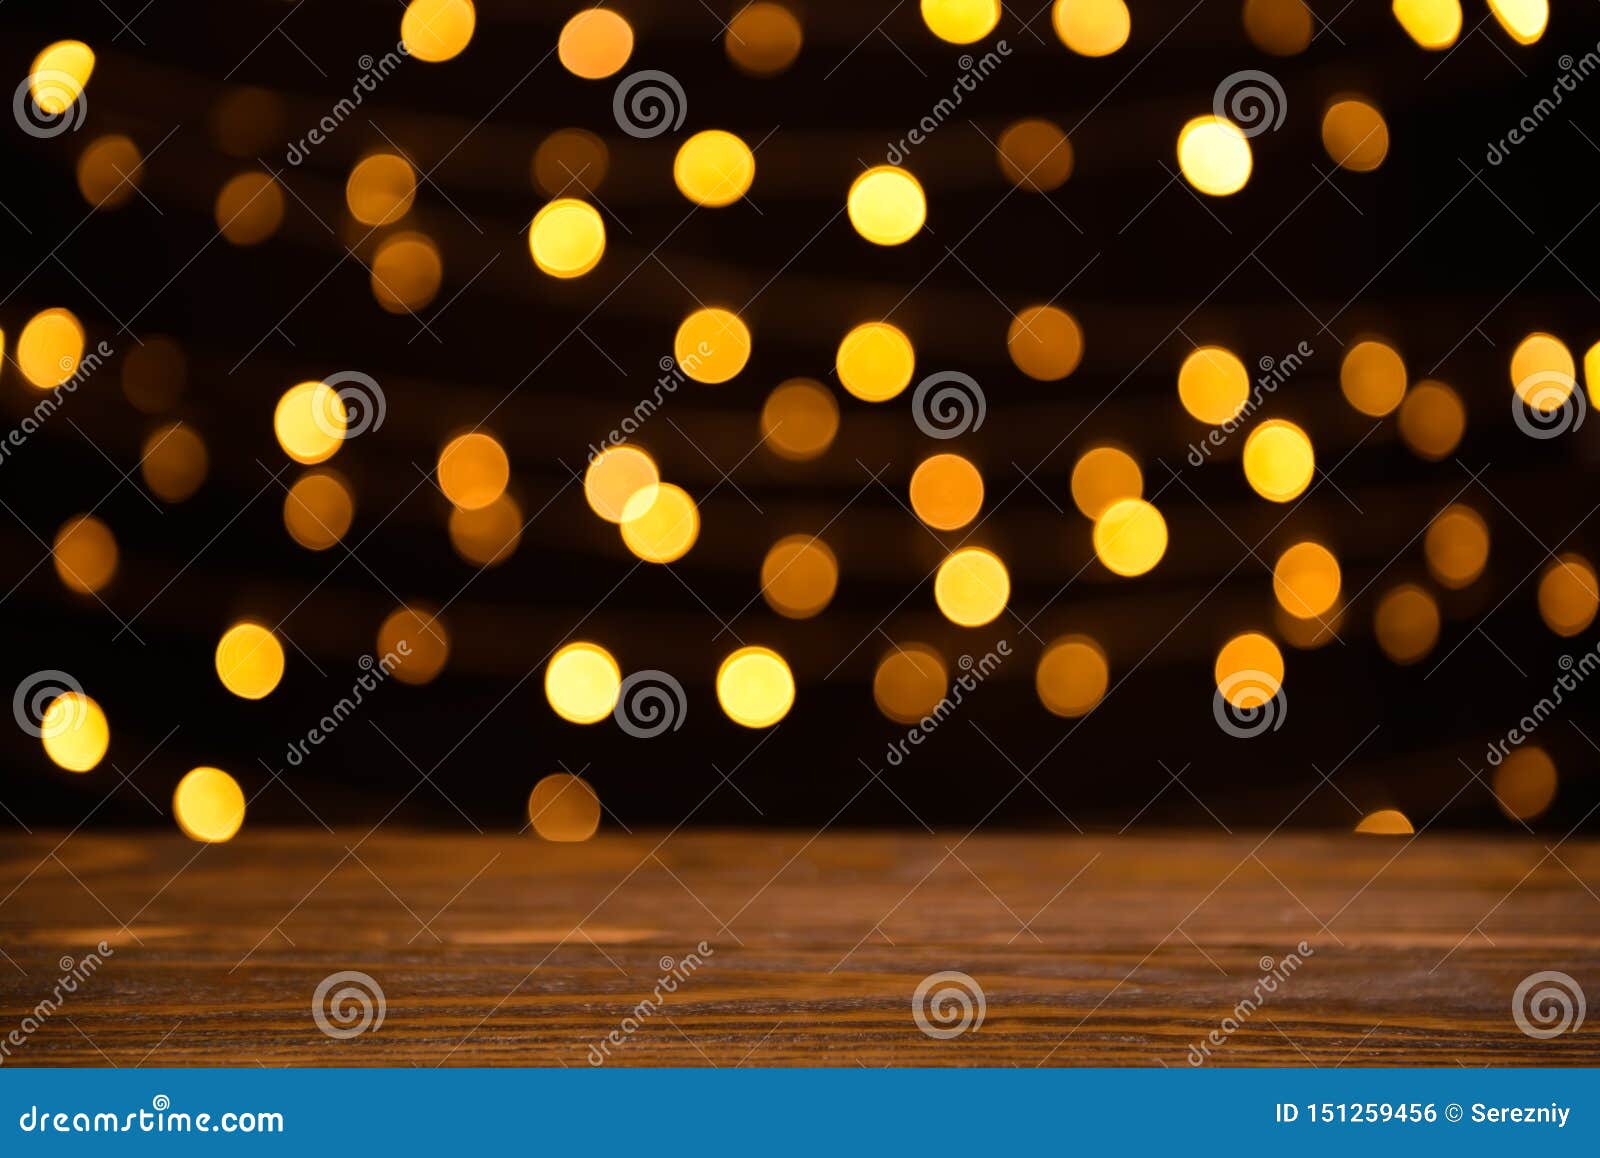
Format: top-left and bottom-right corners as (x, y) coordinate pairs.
(1, 831), (1596, 1067)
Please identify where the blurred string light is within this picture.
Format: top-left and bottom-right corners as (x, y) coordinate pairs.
(1272, 541), (1341, 619)
(1214, 632), (1283, 707)
(1537, 554), (1598, 637)
(1392, 0), (1462, 49)
(30, 40), (94, 114)
(528, 773), (602, 841)
(215, 622), (285, 700)
(760, 535), (839, 618)
(437, 432), (510, 511)
(934, 547), (1010, 626)
(214, 172), (284, 246)
(172, 766), (246, 843)
(283, 470), (355, 550)
(716, 646), (796, 727)
(909, 453), (984, 530)
(140, 422), (208, 503)
(1397, 380), (1465, 460)
(1070, 446), (1142, 519)
(345, 153), (416, 226)
(620, 483), (699, 562)
(1322, 98), (1390, 173)
(557, 7), (634, 79)
(1424, 505), (1490, 589)
(121, 336), (186, 413)
(675, 308), (751, 383)
(874, 645), (949, 723)
(274, 380), (346, 464)
(837, 321), (915, 401)
(760, 379), (838, 460)
(370, 231), (443, 312)
(1007, 305), (1082, 380)
(400, 0), (477, 63)
(921, 0), (1001, 44)
(1177, 116), (1252, 196)
(17, 307), (84, 387)
(1339, 338), (1407, 417)
(1355, 808), (1413, 834)
(674, 130), (756, 207)
(1486, 0), (1548, 45)
(1242, 419), (1314, 502)
(726, 3), (804, 76)
(545, 642), (621, 724)
(995, 119), (1074, 192)
(1510, 331), (1575, 413)
(528, 198), (607, 278)
(1586, 340), (1600, 406)
(847, 166), (926, 246)
(1052, 0), (1132, 56)
(584, 445), (660, 522)
(1493, 746), (1557, 822)
(1178, 345), (1249, 425)
(1373, 584), (1440, 664)
(76, 135), (142, 209)
(41, 692), (109, 773)
(1036, 635), (1109, 717)
(378, 605), (450, 684)
(533, 129), (608, 196)
(53, 514), (117, 594)
(1092, 497), (1166, 576)
(1242, 0), (1312, 55)
(449, 494), (523, 566)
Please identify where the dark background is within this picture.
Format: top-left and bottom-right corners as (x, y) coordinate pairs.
(4, 1), (1600, 830)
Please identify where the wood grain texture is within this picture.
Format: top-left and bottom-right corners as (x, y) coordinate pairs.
(1, 831), (1597, 1067)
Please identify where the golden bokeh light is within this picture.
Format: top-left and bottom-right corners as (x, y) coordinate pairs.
(760, 535), (839, 619)
(173, 767), (246, 843)
(1424, 504), (1489, 589)
(1052, 0), (1132, 56)
(122, 336), (186, 413)
(1509, 331), (1575, 412)
(40, 692), (109, 773)
(141, 422), (209, 503)
(214, 171), (284, 246)
(528, 773), (601, 841)
(873, 645), (948, 723)
(674, 130), (756, 208)
(716, 646), (796, 727)
(847, 166), (926, 246)
(1588, 341), (1600, 408)
(1036, 635), (1109, 717)
(53, 514), (117, 594)
(401, 0), (476, 62)
(584, 445), (661, 523)
(274, 380), (346, 465)
(675, 308), (752, 384)
(1070, 446), (1142, 519)
(837, 321), (915, 401)
(1322, 98), (1390, 172)
(545, 642), (622, 724)
(449, 493), (523, 567)
(1093, 497), (1167, 577)
(558, 8), (634, 79)
(17, 307), (85, 388)
(1373, 584), (1441, 664)
(437, 432), (510, 511)
(1537, 554), (1599, 637)
(1355, 808), (1414, 835)
(528, 198), (607, 279)
(215, 622), (286, 700)
(934, 547), (1010, 626)
(996, 119), (1074, 192)
(760, 379), (839, 460)
(726, 3), (804, 75)
(370, 231), (443, 313)
(1272, 541), (1341, 620)
(1007, 305), (1083, 381)
(283, 470), (355, 550)
(909, 453), (984, 531)
(76, 134), (142, 209)
(1487, 0), (1547, 45)
(30, 40), (94, 115)
(1177, 115), (1252, 196)
(345, 153), (416, 226)
(1493, 747), (1557, 822)
(1339, 339), (1407, 417)
(1392, 0), (1462, 49)
(533, 128), (609, 196)
(1397, 380), (1465, 461)
(921, 0), (1000, 44)
(1243, 0), (1312, 54)
(620, 483), (699, 563)
(1215, 632), (1284, 708)
(1178, 345), (1249, 425)
(1242, 419), (1314, 503)
(377, 605), (450, 684)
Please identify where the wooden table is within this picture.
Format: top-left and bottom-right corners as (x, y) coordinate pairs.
(1, 831), (1596, 1066)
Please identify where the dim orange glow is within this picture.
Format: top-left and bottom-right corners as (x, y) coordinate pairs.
(873, 645), (949, 723)
(1373, 584), (1441, 664)
(378, 605), (450, 684)
(370, 231), (443, 312)
(1397, 380), (1466, 461)
(1036, 635), (1109, 717)
(1424, 505), (1489, 589)
(1322, 98), (1390, 172)
(1340, 339), (1407, 417)
(528, 773), (602, 841)
(760, 535), (839, 618)
(1071, 446), (1142, 519)
(1214, 632), (1284, 708)
(1537, 554), (1599, 637)
(215, 172), (284, 245)
(346, 153), (416, 226)
(996, 120), (1074, 192)
(140, 422), (208, 503)
(761, 379), (839, 460)
(449, 494), (523, 566)
(437, 432), (510, 511)
(1243, 0), (1312, 54)
(53, 514), (117, 594)
(1272, 542), (1341, 619)
(726, 3), (804, 75)
(284, 470), (355, 550)
(1007, 305), (1083, 381)
(76, 135), (142, 209)
(1355, 808), (1413, 835)
(533, 129), (608, 196)
(1493, 747), (1557, 821)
